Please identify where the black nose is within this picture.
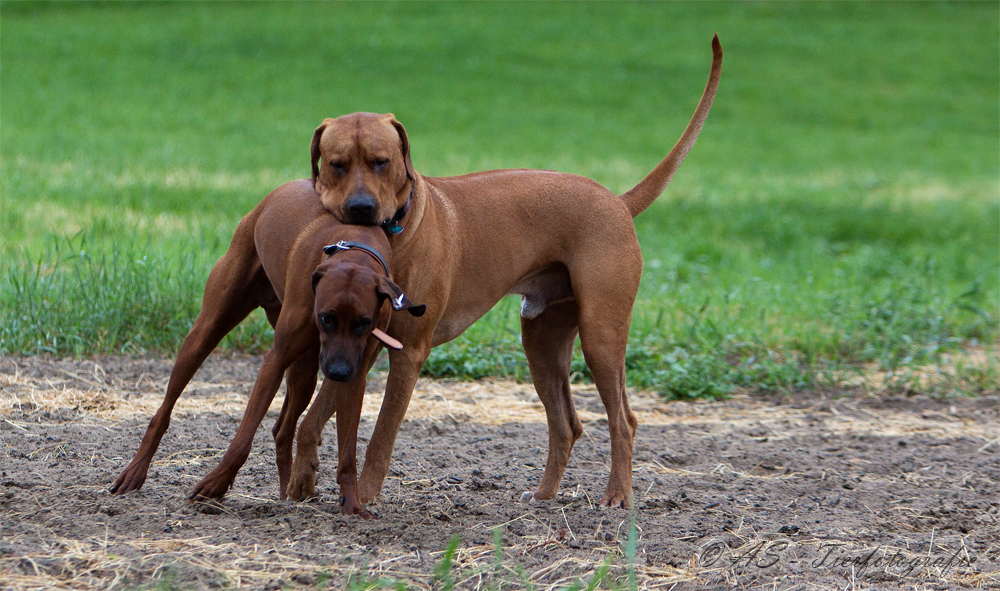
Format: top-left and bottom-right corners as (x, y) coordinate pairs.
(324, 360), (353, 382)
(345, 194), (377, 224)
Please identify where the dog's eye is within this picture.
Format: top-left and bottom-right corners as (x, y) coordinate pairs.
(373, 159), (389, 173)
(330, 161), (347, 174)
(352, 318), (372, 336)
(319, 312), (336, 328)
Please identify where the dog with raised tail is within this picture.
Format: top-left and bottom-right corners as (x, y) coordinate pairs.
(288, 35), (724, 514)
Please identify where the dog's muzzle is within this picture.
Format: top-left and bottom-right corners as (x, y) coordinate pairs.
(344, 193), (379, 225)
(323, 359), (354, 382)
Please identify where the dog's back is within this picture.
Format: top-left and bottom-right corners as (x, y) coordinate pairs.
(252, 179), (332, 299)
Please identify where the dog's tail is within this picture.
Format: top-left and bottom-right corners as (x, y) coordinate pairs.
(619, 34), (723, 219)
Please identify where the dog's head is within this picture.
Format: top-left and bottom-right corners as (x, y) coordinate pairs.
(311, 259), (425, 382)
(311, 113), (414, 227)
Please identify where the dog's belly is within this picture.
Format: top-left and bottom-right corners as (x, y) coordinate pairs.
(431, 263), (573, 345)
(431, 313), (484, 346)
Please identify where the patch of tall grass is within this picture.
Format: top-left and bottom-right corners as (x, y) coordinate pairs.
(1, 232), (272, 356)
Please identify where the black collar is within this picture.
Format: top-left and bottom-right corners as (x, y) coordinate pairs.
(323, 241), (390, 277)
(379, 181), (413, 235)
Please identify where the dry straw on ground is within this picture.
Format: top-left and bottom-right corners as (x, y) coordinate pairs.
(2, 362), (994, 441)
(1, 357), (997, 590)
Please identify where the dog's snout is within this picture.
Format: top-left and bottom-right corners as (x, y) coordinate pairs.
(345, 193), (378, 224)
(324, 359), (353, 382)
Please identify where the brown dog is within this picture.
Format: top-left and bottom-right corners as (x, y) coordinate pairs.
(110, 181), (423, 503)
(281, 35), (723, 514)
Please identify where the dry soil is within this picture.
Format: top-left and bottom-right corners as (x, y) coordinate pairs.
(1, 355), (997, 590)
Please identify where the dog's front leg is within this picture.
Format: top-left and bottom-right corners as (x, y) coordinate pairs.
(357, 343), (430, 503)
(287, 343), (382, 510)
(286, 377), (355, 503)
(334, 374), (372, 518)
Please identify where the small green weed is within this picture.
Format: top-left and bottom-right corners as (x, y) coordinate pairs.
(433, 536), (462, 591)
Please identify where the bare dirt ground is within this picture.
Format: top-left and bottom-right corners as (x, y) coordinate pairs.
(1, 355), (998, 590)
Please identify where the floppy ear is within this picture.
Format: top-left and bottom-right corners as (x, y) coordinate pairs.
(376, 276), (426, 317)
(311, 119), (334, 184)
(311, 269), (324, 293)
(371, 328), (403, 350)
(387, 114), (415, 182)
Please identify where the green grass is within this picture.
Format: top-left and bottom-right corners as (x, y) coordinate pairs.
(2, 2), (998, 396)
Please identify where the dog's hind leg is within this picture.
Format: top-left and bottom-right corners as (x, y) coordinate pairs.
(519, 299), (583, 503)
(273, 346), (320, 500)
(189, 305), (319, 502)
(266, 305), (288, 440)
(111, 254), (269, 495)
(573, 256), (641, 509)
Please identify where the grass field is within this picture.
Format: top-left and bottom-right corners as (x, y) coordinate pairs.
(2, 2), (997, 397)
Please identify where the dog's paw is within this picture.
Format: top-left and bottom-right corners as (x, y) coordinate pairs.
(286, 473), (317, 502)
(110, 463), (148, 495)
(521, 487), (560, 504)
(598, 491), (633, 509)
(340, 495), (377, 519)
(188, 474), (233, 503)
(357, 472), (384, 504)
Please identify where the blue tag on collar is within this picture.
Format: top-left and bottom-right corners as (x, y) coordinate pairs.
(387, 223), (404, 235)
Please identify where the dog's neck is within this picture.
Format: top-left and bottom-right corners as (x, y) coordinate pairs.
(380, 182), (412, 236)
(385, 175), (434, 248)
(323, 241), (391, 278)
